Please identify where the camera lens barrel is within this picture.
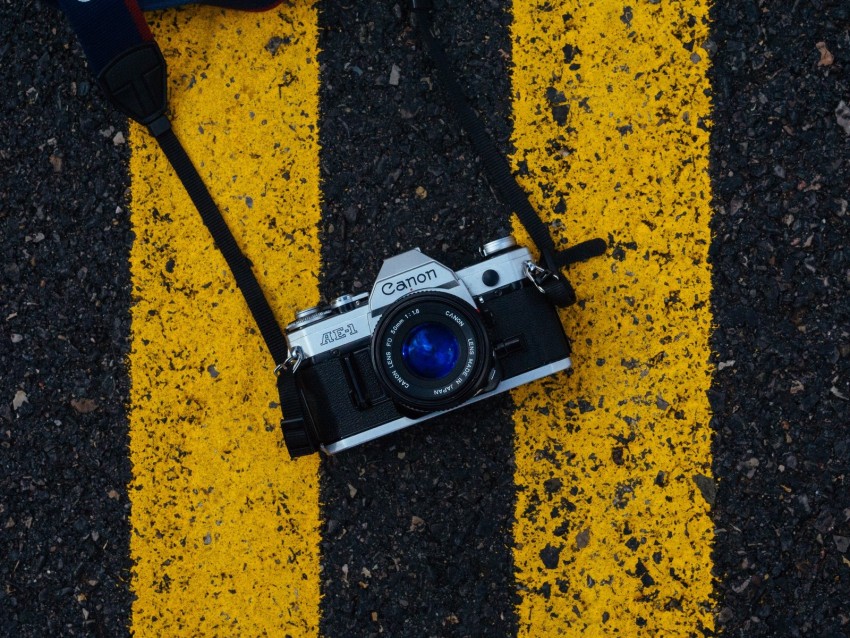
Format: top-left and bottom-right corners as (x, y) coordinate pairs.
(371, 292), (491, 413)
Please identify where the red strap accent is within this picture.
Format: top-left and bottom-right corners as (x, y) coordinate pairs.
(123, 0), (153, 40)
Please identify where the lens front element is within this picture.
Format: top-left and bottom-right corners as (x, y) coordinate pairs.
(401, 322), (460, 379)
(372, 292), (491, 413)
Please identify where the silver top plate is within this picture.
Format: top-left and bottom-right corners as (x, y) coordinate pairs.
(285, 244), (535, 359)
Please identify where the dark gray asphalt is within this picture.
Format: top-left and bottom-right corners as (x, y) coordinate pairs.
(1, 2), (134, 636)
(709, 1), (850, 635)
(316, 2), (520, 636)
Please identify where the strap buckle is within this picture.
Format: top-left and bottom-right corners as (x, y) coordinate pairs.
(98, 42), (168, 126)
(274, 346), (304, 376)
(523, 260), (558, 294)
(281, 416), (316, 459)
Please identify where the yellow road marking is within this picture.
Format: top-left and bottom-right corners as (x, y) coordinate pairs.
(128, 6), (321, 635)
(510, 0), (714, 634)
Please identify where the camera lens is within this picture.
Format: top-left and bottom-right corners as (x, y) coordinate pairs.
(401, 322), (460, 379)
(372, 292), (492, 413)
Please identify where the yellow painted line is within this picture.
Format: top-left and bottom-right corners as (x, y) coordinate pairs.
(128, 6), (320, 635)
(510, 0), (714, 634)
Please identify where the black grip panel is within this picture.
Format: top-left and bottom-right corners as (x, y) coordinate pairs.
(480, 285), (571, 379)
(297, 348), (404, 444)
(97, 42), (167, 125)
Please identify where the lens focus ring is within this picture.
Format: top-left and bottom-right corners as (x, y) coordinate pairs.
(371, 292), (491, 413)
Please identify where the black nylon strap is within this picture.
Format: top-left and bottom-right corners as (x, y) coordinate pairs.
(277, 372), (317, 458)
(57, 0), (315, 457)
(73, 3), (316, 457)
(149, 118), (289, 365)
(149, 117), (317, 457)
(77, 24), (290, 367)
(410, 1), (605, 305)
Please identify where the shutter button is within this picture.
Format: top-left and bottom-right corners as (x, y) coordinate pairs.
(481, 269), (500, 287)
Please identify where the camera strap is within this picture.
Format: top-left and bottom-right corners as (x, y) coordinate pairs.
(409, 0), (606, 306)
(56, 0), (604, 457)
(55, 0), (316, 457)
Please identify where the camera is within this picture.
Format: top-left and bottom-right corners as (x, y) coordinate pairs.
(283, 236), (572, 454)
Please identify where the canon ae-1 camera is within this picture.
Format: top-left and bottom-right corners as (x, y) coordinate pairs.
(281, 236), (572, 454)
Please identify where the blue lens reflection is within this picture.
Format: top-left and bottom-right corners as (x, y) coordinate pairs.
(401, 322), (460, 379)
